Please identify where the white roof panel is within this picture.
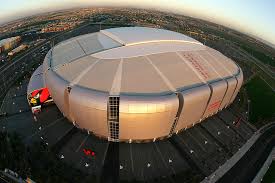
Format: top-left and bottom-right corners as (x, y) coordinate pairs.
(47, 27), (240, 95)
(101, 27), (202, 46)
(92, 41), (205, 59)
(52, 40), (85, 68)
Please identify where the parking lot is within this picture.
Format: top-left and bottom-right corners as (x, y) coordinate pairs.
(0, 22), (259, 182)
(0, 78), (257, 182)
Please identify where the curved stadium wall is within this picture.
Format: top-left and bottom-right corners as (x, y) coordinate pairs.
(41, 27), (243, 142)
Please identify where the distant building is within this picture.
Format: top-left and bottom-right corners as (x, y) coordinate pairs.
(0, 36), (21, 53)
(8, 44), (29, 56)
(29, 27), (243, 142)
(41, 22), (78, 33)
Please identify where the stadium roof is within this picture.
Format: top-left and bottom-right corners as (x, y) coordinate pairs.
(100, 27), (202, 46)
(45, 27), (240, 95)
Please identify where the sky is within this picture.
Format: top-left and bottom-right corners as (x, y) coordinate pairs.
(0, 0), (275, 46)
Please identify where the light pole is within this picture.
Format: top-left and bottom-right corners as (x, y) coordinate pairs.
(247, 99), (250, 121)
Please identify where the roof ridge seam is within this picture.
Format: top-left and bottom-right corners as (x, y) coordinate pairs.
(69, 58), (101, 86)
(175, 51), (207, 84)
(75, 39), (87, 55)
(204, 49), (233, 76)
(144, 55), (176, 92)
(91, 46), (206, 60)
(110, 58), (123, 95)
(100, 30), (125, 45)
(125, 40), (203, 46)
(196, 52), (223, 79)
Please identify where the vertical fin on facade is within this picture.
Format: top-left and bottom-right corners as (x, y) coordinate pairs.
(229, 76), (239, 104)
(169, 92), (184, 136)
(201, 84), (213, 119)
(219, 80), (229, 110)
(196, 53), (228, 111)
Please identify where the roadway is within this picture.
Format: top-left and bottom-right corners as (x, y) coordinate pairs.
(229, 43), (275, 80)
(0, 22), (130, 103)
(215, 123), (275, 183)
(0, 21), (96, 102)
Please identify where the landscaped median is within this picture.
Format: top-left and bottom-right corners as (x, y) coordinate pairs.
(244, 76), (275, 127)
(262, 161), (275, 183)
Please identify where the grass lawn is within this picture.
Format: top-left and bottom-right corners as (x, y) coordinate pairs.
(245, 76), (275, 124)
(262, 161), (275, 183)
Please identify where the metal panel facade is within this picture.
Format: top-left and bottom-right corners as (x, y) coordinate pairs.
(41, 27), (244, 142)
(44, 70), (70, 119)
(69, 86), (109, 137)
(202, 80), (228, 118)
(219, 77), (237, 109)
(230, 69), (243, 104)
(175, 85), (210, 131)
(119, 94), (178, 140)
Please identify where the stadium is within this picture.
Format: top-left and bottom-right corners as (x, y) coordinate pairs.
(28, 27), (243, 142)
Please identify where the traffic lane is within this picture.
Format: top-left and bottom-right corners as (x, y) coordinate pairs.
(217, 127), (275, 183)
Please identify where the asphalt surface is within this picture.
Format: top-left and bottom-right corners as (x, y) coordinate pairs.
(217, 124), (275, 183)
(0, 79), (256, 182)
(1, 23), (270, 182)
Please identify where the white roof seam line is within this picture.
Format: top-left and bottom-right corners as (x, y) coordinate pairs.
(91, 48), (206, 60)
(196, 52), (223, 79)
(144, 55), (176, 92)
(75, 39), (88, 55)
(69, 58), (101, 86)
(126, 40), (203, 46)
(100, 30), (125, 45)
(175, 51), (207, 84)
(205, 50), (232, 75)
(110, 58), (123, 96)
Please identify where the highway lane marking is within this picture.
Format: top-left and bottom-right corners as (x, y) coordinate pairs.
(24, 117), (64, 141)
(208, 119), (230, 138)
(232, 46), (275, 80)
(129, 143), (135, 174)
(260, 75), (275, 91)
(75, 134), (89, 152)
(0, 86), (15, 113)
(101, 142), (110, 167)
(186, 130), (208, 152)
(55, 126), (75, 145)
(0, 41), (50, 75)
(0, 91), (9, 113)
(194, 126), (210, 141)
(177, 134), (199, 157)
(77, 156), (84, 169)
(146, 146), (155, 180)
(0, 176), (9, 183)
(0, 22), (93, 75)
(154, 143), (176, 176)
